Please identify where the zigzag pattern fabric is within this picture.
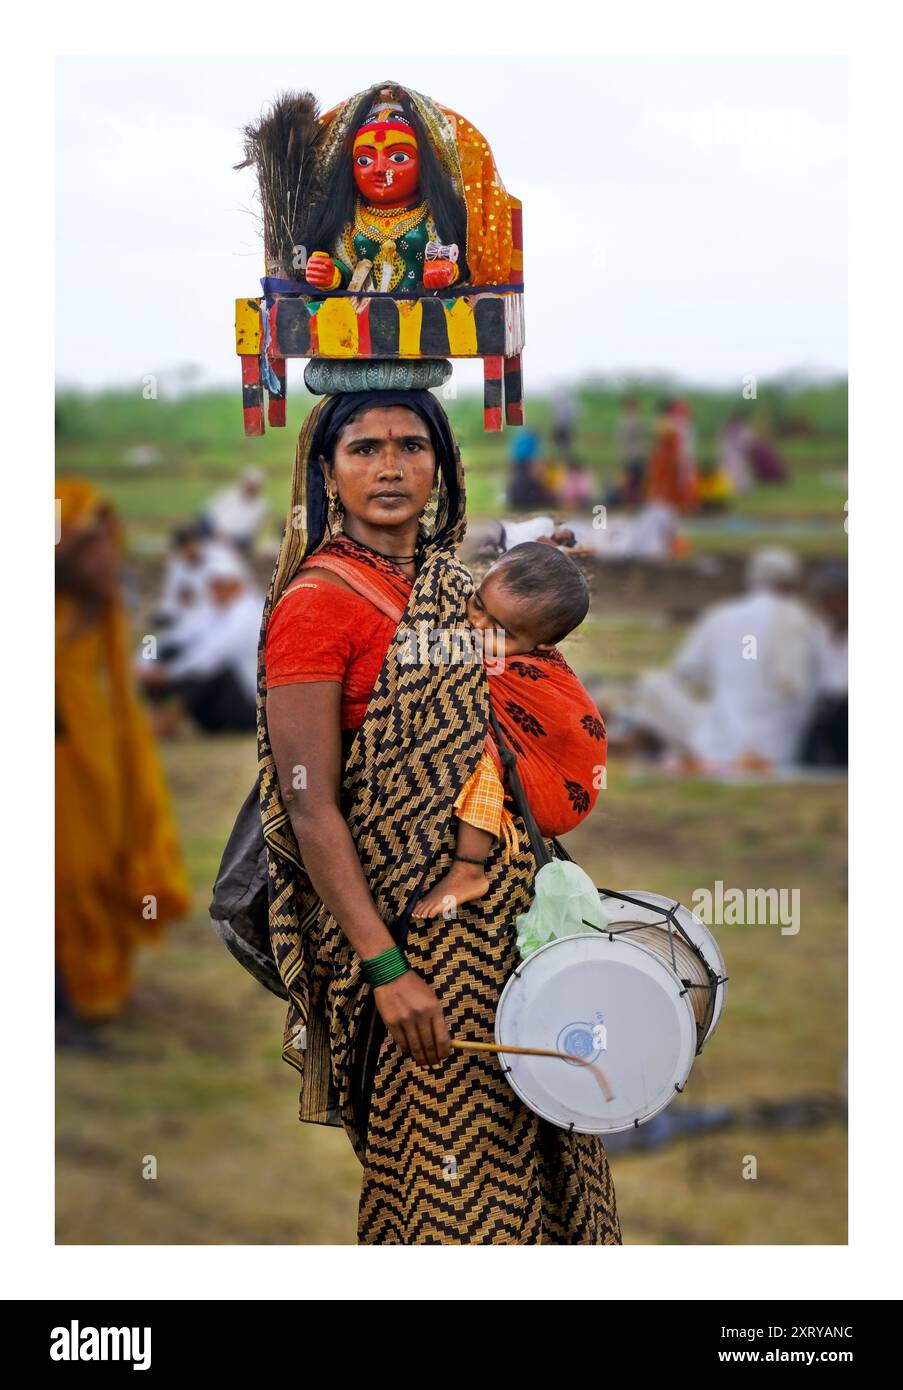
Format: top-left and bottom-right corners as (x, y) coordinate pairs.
(256, 393), (621, 1244)
(356, 817), (622, 1244)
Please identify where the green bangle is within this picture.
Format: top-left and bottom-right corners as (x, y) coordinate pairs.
(361, 944), (410, 988)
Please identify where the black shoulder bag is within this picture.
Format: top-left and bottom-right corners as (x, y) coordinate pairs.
(209, 776), (288, 1000)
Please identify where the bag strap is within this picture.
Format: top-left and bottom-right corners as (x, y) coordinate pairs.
(488, 706), (553, 874)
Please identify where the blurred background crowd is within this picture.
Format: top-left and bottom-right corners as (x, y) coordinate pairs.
(83, 382), (846, 777)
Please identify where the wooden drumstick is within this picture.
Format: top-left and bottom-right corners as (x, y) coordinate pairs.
(452, 1039), (615, 1102)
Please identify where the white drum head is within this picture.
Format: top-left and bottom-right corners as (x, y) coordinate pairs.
(600, 889), (728, 1046)
(495, 933), (696, 1134)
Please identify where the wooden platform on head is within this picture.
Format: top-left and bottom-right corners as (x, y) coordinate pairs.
(236, 193), (525, 435)
(235, 289), (525, 435)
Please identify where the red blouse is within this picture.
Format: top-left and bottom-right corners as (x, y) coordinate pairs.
(265, 580), (397, 729)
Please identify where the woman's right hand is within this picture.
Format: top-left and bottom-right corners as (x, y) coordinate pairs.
(373, 970), (452, 1066)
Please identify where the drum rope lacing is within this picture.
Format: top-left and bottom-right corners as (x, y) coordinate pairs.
(578, 888), (728, 1056)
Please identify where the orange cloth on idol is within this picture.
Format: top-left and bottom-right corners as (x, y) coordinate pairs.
(55, 479), (190, 1020)
(441, 106), (514, 284)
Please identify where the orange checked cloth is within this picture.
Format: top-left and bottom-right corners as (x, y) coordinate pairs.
(453, 749), (522, 863)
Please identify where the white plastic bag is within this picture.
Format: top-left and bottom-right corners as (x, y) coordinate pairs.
(515, 859), (615, 961)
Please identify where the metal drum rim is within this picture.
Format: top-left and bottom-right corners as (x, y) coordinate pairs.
(601, 889), (728, 1046)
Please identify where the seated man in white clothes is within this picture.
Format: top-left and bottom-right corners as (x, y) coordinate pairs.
(800, 562), (848, 767)
(629, 547), (824, 773)
(460, 515), (576, 565)
(141, 549), (263, 733)
(202, 468), (268, 552)
(502, 516), (577, 549)
(564, 501), (680, 559)
(154, 524), (239, 664)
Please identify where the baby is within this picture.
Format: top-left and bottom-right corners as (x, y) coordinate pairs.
(412, 541), (605, 918)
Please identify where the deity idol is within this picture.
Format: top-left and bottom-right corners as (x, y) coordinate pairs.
(305, 93), (462, 294)
(235, 81), (524, 425)
(299, 82), (512, 296)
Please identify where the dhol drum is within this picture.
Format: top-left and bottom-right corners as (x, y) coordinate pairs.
(599, 889), (728, 1051)
(494, 891), (727, 1135)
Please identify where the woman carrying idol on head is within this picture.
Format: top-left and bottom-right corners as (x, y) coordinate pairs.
(219, 80), (623, 1245)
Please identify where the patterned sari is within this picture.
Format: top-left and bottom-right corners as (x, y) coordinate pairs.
(257, 391), (621, 1244)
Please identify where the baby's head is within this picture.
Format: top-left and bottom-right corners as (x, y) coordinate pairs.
(465, 541), (590, 656)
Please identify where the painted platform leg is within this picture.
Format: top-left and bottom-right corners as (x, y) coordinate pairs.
(483, 356), (503, 432)
(267, 358), (287, 427)
(504, 353), (524, 425)
(241, 355), (265, 436)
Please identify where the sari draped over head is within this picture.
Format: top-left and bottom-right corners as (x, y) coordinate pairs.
(55, 478), (190, 1020)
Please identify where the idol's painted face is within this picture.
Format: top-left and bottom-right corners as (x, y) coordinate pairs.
(353, 138), (421, 204)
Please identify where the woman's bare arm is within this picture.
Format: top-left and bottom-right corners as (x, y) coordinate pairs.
(267, 680), (451, 1065)
(268, 680), (393, 959)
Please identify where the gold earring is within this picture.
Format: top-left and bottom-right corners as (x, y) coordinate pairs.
(326, 485), (344, 535)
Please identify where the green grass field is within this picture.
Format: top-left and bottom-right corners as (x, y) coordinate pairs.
(56, 379), (849, 551)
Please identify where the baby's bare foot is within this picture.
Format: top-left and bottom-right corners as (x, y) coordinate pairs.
(411, 860), (490, 918)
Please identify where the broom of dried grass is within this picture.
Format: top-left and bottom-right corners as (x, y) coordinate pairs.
(235, 90), (323, 276)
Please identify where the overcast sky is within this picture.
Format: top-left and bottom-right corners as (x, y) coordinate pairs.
(56, 54), (846, 394)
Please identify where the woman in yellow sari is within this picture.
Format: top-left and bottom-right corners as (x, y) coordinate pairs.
(55, 478), (190, 1026)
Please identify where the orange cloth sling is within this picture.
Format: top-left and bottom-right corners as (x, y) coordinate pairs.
(298, 541), (606, 859)
(477, 647), (607, 844)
